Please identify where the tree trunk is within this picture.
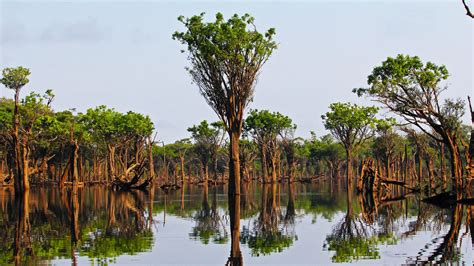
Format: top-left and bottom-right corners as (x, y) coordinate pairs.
(70, 140), (79, 184)
(346, 148), (353, 192)
(229, 131), (241, 196)
(107, 144), (116, 183)
(446, 136), (463, 196)
(148, 139), (155, 181)
(260, 143), (268, 183)
(271, 157), (277, 183)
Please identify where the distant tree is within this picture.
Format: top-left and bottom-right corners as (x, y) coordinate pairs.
(173, 12), (277, 196)
(188, 120), (225, 184)
(245, 109), (295, 183)
(372, 118), (403, 179)
(311, 134), (345, 180)
(322, 103), (379, 191)
(355, 54), (465, 190)
(167, 139), (192, 184)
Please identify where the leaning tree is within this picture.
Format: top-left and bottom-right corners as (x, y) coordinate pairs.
(355, 54), (465, 191)
(322, 102), (379, 192)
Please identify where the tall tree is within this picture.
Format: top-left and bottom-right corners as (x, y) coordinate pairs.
(173, 12), (277, 197)
(355, 54), (465, 191)
(322, 102), (379, 192)
(1, 67), (31, 194)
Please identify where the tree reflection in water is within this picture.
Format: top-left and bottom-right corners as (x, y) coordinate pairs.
(1, 187), (154, 264)
(190, 183), (228, 244)
(0, 183), (472, 264)
(240, 183), (296, 257)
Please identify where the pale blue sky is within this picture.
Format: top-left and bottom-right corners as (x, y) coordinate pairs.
(1, 0), (472, 143)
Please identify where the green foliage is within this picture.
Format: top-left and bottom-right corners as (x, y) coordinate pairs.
(354, 54), (464, 140)
(173, 13), (277, 132)
(240, 227), (295, 256)
(0, 97), (14, 131)
(0, 66), (31, 90)
(245, 109), (296, 142)
(322, 102), (380, 151)
(80, 106), (154, 144)
(325, 233), (398, 263)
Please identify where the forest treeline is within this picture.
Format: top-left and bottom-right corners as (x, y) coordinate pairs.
(0, 64), (472, 196)
(0, 11), (473, 202)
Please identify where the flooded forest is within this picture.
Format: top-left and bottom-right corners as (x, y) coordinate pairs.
(1, 3), (474, 266)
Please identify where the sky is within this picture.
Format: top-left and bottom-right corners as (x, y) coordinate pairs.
(0, 0), (472, 143)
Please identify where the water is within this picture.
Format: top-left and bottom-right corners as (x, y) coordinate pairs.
(0, 182), (472, 265)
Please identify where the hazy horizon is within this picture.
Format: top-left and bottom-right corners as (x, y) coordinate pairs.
(1, 0), (472, 143)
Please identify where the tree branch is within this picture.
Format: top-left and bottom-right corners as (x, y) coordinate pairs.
(463, 0), (474, 18)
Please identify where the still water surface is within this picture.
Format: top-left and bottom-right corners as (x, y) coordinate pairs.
(0, 182), (472, 265)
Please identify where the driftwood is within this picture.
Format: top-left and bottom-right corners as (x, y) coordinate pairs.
(358, 157), (418, 193)
(160, 183), (181, 193)
(112, 160), (152, 191)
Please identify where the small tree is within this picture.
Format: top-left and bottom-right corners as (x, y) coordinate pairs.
(1, 67), (31, 194)
(245, 109), (295, 183)
(188, 120), (225, 184)
(321, 102), (379, 191)
(372, 118), (403, 179)
(173, 13), (277, 196)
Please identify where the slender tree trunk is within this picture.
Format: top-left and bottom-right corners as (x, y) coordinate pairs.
(107, 144), (116, 183)
(229, 131), (241, 196)
(346, 148), (353, 192)
(148, 139), (155, 181)
(70, 140), (79, 184)
(260, 143), (268, 183)
(271, 156), (277, 183)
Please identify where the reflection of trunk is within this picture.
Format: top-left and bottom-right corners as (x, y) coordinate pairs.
(226, 193), (242, 266)
(106, 192), (116, 234)
(285, 183), (295, 223)
(13, 190), (32, 263)
(469, 206), (474, 246)
(428, 204), (463, 262)
(149, 184), (155, 227)
(71, 186), (80, 244)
